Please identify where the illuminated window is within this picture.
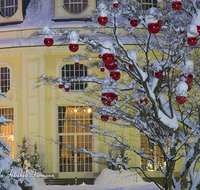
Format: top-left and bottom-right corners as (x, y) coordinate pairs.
(63, 0), (88, 14)
(0, 0), (18, 17)
(0, 108), (14, 158)
(141, 134), (169, 171)
(0, 67), (10, 93)
(137, 0), (157, 10)
(58, 106), (92, 172)
(61, 64), (88, 91)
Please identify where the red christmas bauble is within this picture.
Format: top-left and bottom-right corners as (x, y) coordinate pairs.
(140, 98), (148, 105)
(172, 1), (182, 10)
(148, 23), (161, 34)
(130, 19), (139, 27)
(113, 3), (119, 8)
(101, 92), (118, 106)
(98, 16), (108, 25)
(113, 117), (116, 121)
(105, 60), (118, 71)
(129, 65), (134, 71)
(44, 38), (54, 47)
(59, 84), (63, 89)
(101, 67), (105, 72)
(110, 71), (121, 81)
(99, 54), (102, 59)
(181, 74), (193, 84)
(188, 85), (192, 92)
(65, 87), (69, 92)
(69, 43), (79, 52)
(103, 53), (115, 64)
(101, 115), (109, 122)
(187, 37), (197, 46)
(176, 96), (186, 104)
(158, 20), (163, 25)
(75, 62), (79, 67)
(155, 70), (164, 79)
(197, 26), (200, 36)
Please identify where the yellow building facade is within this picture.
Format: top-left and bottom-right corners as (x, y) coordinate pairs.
(0, 0), (188, 180)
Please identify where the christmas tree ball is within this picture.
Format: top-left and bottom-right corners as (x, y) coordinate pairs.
(176, 96), (186, 104)
(148, 23), (161, 34)
(155, 70), (164, 79)
(101, 67), (105, 72)
(65, 87), (69, 92)
(158, 20), (163, 25)
(103, 53), (115, 64)
(113, 117), (117, 121)
(75, 62), (79, 67)
(59, 84), (63, 89)
(69, 43), (79, 52)
(105, 59), (118, 71)
(101, 115), (109, 121)
(113, 3), (119, 8)
(129, 65), (134, 71)
(187, 37), (197, 46)
(140, 98), (148, 105)
(98, 16), (108, 25)
(101, 92), (118, 106)
(110, 71), (121, 81)
(130, 19), (139, 27)
(172, 1), (182, 10)
(196, 26), (200, 35)
(44, 38), (54, 47)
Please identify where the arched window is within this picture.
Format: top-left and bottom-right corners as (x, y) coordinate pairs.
(0, 67), (10, 93)
(63, 0), (88, 14)
(62, 64), (87, 90)
(137, 0), (157, 10)
(0, 0), (18, 17)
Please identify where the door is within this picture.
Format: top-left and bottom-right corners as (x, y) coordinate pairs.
(58, 106), (93, 178)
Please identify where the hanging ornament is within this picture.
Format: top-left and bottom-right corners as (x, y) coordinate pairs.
(113, 117), (116, 121)
(113, 0), (119, 8)
(59, 84), (63, 89)
(148, 23), (161, 34)
(58, 78), (63, 89)
(98, 3), (108, 25)
(75, 62), (79, 67)
(103, 53), (115, 64)
(155, 70), (164, 79)
(176, 81), (188, 104)
(197, 26), (200, 35)
(69, 43), (79, 52)
(101, 92), (118, 106)
(187, 25), (198, 46)
(187, 37), (197, 46)
(110, 70), (121, 81)
(140, 98), (148, 105)
(101, 67), (105, 72)
(101, 41), (115, 65)
(172, 1), (182, 10)
(65, 87), (69, 92)
(44, 38), (54, 47)
(42, 26), (54, 47)
(130, 19), (139, 27)
(158, 20), (163, 25)
(68, 31), (79, 52)
(101, 115), (109, 122)
(99, 54), (102, 59)
(180, 74), (193, 84)
(105, 59), (118, 71)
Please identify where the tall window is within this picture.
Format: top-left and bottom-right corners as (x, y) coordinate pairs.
(141, 135), (168, 171)
(64, 0), (88, 14)
(62, 64), (88, 91)
(0, 108), (14, 158)
(0, 0), (18, 17)
(58, 106), (92, 172)
(0, 67), (10, 93)
(137, 0), (157, 10)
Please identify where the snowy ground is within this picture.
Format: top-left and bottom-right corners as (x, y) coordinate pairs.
(34, 169), (159, 190)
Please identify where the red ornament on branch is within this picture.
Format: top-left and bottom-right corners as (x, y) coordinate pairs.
(59, 84), (63, 89)
(101, 115), (109, 122)
(129, 65), (134, 71)
(181, 74), (193, 84)
(44, 38), (54, 47)
(188, 85), (192, 92)
(113, 117), (116, 121)
(65, 87), (69, 92)
(155, 70), (164, 79)
(187, 37), (197, 46)
(69, 44), (79, 52)
(140, 98), (148, 105)
(105, 59), (118, 71)
(172, 1), (182, 10)
(101, 92), (118, 106)
(148, 23), (161, 34)
(98, 16), (108, 25)
(75, 62), (79, 67)
(176, 96), (186, 104)
(158, 20), (163, 25)
(130, 19), (139, 27)
(99, 54), (102, 59)
(101, 67), (105, 72)
(110, 71), (121, 81)
(103, 53), (115, 64)
(113, 3), (118, 8)
(197, 26), (200, 35)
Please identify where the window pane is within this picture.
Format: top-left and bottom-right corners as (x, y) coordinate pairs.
(64, 0), (88, 13)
